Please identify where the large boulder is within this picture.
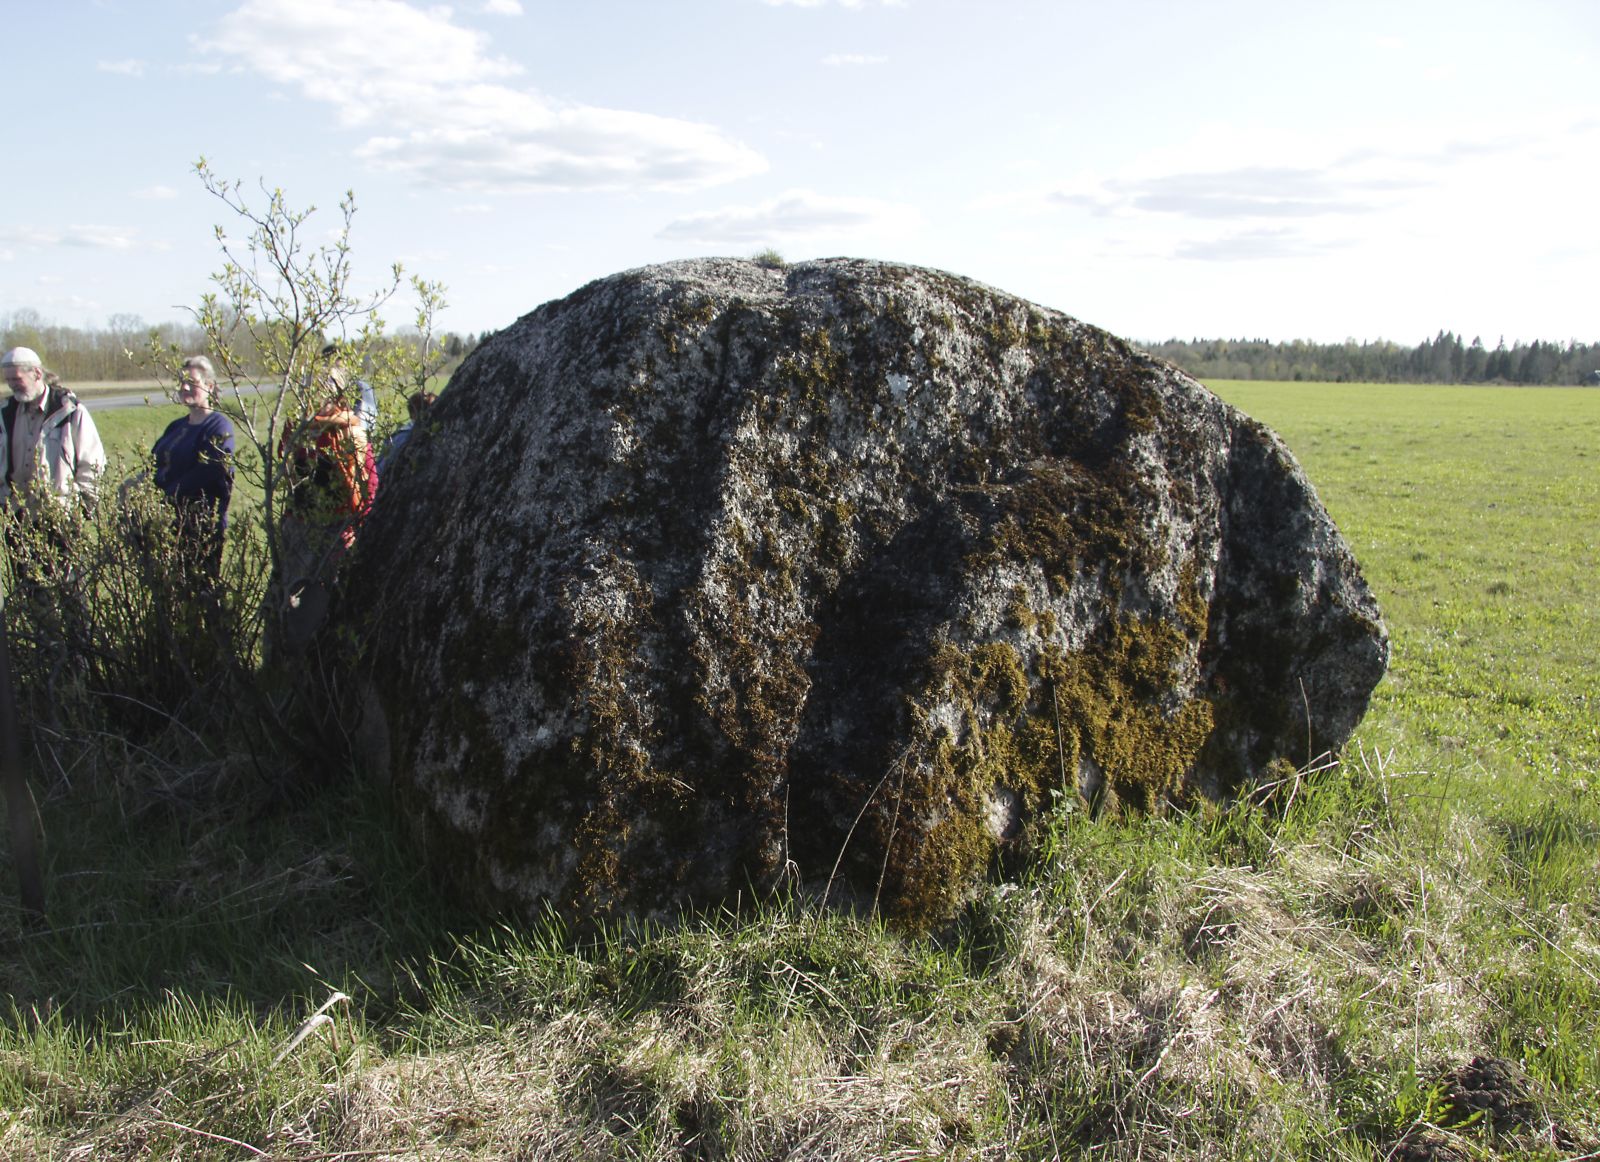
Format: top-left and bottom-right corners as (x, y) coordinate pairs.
(339, 258), (1387, 928)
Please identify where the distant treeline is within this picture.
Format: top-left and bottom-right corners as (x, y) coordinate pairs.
(1144, 331), (1600, 385)
(6, 309), (1597, 387)
(0, 308), (481, 384)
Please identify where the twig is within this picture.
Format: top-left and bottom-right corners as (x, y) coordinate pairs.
(146, 1120), (267, 1157)
(871, 754), (911, 917)
(821, 742), (913, 911)
(272, 991), (351, 1066)
(1299, 676), (1313, 768)
(1051, 679), (1068, 794)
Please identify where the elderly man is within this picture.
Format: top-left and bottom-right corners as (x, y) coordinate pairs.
(0, 347), (105, 515)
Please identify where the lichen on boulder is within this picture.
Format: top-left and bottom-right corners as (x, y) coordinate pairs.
(336, 257), (1388, 929)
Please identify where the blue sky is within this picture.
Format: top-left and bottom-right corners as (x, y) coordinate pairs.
(7, 0), (1598, 346)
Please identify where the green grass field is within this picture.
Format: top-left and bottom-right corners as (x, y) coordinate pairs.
(90, 400), (188, 455)
(1211, 382), (1599, 831)
(1, 381), (1596, 1159)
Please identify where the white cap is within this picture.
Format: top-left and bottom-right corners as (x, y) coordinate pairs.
(1, 347), (42, 368)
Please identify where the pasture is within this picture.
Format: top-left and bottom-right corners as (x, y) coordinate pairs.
(1211, 381), (1599, 830)
(0, 380), (1595, 1159)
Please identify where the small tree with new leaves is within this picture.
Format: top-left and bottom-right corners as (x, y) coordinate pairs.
(0, 166), (452, 924)
(111, 162), (451, 770)
(150, 159), (449, 652)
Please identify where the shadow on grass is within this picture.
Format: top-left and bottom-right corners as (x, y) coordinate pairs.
(1, 765), (473, 1028)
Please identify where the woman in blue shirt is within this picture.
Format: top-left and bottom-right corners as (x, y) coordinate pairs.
(151, 355), (234, 578)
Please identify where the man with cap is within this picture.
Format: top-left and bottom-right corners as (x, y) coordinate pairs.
(0, 347), (106, 516)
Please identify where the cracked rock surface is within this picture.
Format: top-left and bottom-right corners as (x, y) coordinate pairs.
(337, 257), (1388, 927)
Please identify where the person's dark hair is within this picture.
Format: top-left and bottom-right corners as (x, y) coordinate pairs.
(317, 343), (349, 401)
(407, 391), (437, 422)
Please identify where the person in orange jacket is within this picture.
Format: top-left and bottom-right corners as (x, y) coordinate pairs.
(279, 367), (378, 584)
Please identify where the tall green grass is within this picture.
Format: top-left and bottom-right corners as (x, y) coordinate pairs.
(0, 381), (1595, 1159)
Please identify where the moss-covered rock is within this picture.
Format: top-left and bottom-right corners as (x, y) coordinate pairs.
(335, 257), (1388, 930)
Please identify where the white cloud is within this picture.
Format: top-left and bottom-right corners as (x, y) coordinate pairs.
(0, 226), (139, 251)
(1043, 125), (1424, 225)
(97, 59), (146, 77)
(822, 53), (888, 66)
(762, 0), (906, 6)
(133, 185), (179, 200)
(658, 188), (921, 245)
(202, 0), (767, 193)
(29, 293), (104, 318)
(1173, 228), (1351, 262)
(1052, 164), (1405, 221)
(481, 0), (523, 12)
(1024, 118), (1600, 267)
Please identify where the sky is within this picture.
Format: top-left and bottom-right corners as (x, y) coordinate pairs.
(6, 0), (1598, 347)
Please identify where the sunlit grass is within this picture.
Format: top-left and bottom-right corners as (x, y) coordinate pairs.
(1211, 382), (1599, 790)
(1, 380), (1595, 1158)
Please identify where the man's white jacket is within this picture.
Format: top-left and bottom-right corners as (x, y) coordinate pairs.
(0, 386), (107, 511)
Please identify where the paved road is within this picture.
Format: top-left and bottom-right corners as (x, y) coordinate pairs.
(78, 384), (276, 411)
(85, 390), (173, 411)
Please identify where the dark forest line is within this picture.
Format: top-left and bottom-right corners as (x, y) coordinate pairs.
(0, 309), (481, 385)
(3, 310), (1596, 387)
(1144, 330), (1600, 385)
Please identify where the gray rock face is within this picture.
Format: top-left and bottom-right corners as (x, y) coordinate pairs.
(339, 257), (1387, 928)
